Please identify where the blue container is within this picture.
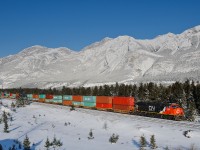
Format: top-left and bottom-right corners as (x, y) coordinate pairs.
(39, 94), (46, 99)
(83, 96), (96, 103)
(82, 102), (96, 107)
(63, 95), (72, 100)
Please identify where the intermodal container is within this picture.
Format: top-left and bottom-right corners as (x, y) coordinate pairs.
(45, 99), (50, 103)
(46, 94), (53, 99)
(113, 104), (134, 112)
(113, 97), (134, 105)
(38, 98), (45, 103)
(32, 94), (39, 101)
(72, 96), (83, 102)
(72, 101), (82, 106)
(82, 102), (96, 107)
(96, 103), (112, 109)
(83, 96), (96, 103)
(63, 95), (72, 100)
(96, 96), (113, 104)
(63, 100), (72, 106)
(27, 94), (33, 100)
(11, 94), (16, 99)
(53, 99), (62, 103)
(53, 95), (62, 100)
(39, 94), (46, 99)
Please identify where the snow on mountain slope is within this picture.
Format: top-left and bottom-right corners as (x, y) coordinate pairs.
(1, 26), (200, 88)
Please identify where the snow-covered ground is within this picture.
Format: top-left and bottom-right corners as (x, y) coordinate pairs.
(0, 99), (200, 150)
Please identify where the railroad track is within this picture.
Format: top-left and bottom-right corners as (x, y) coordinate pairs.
(33, 101), (200, 130)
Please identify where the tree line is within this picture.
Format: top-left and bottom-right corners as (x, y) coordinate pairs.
(1, 80), (200, 112)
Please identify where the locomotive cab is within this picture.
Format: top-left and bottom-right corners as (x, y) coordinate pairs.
(162, 103), (184, 116)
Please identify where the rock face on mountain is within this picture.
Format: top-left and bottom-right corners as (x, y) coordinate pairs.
(0, 26), (200, 88)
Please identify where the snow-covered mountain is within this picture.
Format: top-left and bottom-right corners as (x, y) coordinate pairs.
(1, 25), (200, 88)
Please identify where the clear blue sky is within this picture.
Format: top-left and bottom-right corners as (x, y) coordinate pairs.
(0, 0), (200, 57)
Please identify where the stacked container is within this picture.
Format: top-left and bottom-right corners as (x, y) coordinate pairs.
(53, 95), (63, 104)
(82, 96), (96, 108)
(72, 95), (83, 107)
(32, 94), (39, 101)
(63, 95), (72, 106)
(27, 94), (33, 101)
(45, 94), (53, 103)
(9, 93), (13, 98)
(113, 97), (134, 113)
(39, 94), (46, 103)
(11, 94), (16, 99)
(96, 96), (113, 110)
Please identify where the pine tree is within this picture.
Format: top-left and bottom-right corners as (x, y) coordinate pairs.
(88, 129), (94, 139)
(52, 135), (57, 150)
(44, 137), (50, 150)
(139, 135), (147, 150)
(0, 144), (3, 150)
(3, 111), (9, 133)
(23, 135), (31, 150)
(150, 135), (157, 149)
(56, 139), (63, 147)
(109, 134), (119, 144)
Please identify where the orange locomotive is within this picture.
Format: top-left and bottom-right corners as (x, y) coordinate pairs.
(135, 101), (185, 120)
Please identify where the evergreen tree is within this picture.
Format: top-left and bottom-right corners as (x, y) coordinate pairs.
(118, 84), (126, 96)
(98, 86), (104, 96)
(0, 144), (3, 150)
(56, 139), (63, 147)
(139, 135), (147, 150)
(44, 137), (50, 150)
(52, 135), (57, 150)
(114, 82), (119, 96)
(23, 135), (31, 150)
(109, 134), (119, 144)
(92, 86), (98, 96)
(187, 101), (198, 121)
(150, 135), (157, 149)
(88, 129), (94, 139)
(103, 85), (111, 96)
(3, 111), (9, 133)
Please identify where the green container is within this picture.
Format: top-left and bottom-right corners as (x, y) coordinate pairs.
(53, 95), (62, 100)
(72, 101), (82, 106)
(11, 94), (16, 99)
(53, 100), (62, 103)
(83, 96), (96, 103)
(45, 99), (50, 103)
(82, 102), (96, 107)
(27, 94), (33, 98)
(39, 94), (46, 99)
(27, 94), (33, 100)
(63, 95), (72, 100)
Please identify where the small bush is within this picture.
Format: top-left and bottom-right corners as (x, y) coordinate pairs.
(109, 133), (119, 144)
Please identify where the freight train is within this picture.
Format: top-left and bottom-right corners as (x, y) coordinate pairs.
(1, 92), (185, 120)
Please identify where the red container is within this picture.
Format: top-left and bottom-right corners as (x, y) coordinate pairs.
(96, 96), (113, 104)
(33, 94), (39, 99)
(72, 95), (83, 102)
(10, 93), (13, 97)
(96, 103), (112, 109)
(113, 97), (134, 105)
(46, 94), (53, 99)
(113, 104), (134, 112)
(63, 100), (72, 106)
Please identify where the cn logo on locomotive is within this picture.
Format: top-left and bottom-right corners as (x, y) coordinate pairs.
(149, 105), (155, 111)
